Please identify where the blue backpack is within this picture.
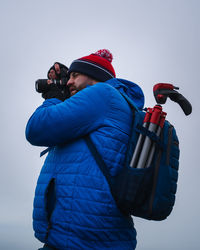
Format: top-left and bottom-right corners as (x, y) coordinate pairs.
(85, 94), (180, 221)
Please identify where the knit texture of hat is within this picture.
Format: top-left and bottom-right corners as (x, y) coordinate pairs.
(68, 49), (116, 82)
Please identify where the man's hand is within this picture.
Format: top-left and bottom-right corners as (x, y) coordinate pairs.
(47, 62), (68, 80)
(42, 83), (68, 101)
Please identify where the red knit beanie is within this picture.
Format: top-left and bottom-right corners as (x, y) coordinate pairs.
(68, 49), (116, 82)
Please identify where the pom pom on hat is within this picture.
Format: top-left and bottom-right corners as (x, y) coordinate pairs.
(68, 49), (116, 82)
(94, 49), (113, 62)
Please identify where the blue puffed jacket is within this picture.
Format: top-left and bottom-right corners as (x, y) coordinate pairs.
(26, 78), (145, 250)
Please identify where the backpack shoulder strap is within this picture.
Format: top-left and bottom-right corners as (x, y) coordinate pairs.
(120, 92), (140, 112)
(84, 135), (112, 183)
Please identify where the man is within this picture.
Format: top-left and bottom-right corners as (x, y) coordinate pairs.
(26, 49), (145, 249)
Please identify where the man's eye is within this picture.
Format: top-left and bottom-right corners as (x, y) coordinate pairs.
(72, 72), (79, 78)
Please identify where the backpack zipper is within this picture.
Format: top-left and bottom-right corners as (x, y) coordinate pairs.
(148, 124), (174, 217)
(166, 125), (173, 165)
(148, 149), (162, 217)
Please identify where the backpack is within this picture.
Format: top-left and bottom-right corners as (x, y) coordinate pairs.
(85, 94), (180, 221)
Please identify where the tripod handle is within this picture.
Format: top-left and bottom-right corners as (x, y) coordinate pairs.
(153, 83), (192, 116)
(169, 91), (192, 116)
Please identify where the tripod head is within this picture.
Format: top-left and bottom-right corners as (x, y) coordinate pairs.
(153, 83), (192, 116)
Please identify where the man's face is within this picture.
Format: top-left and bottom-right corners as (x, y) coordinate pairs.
(67, 72), (97, 96)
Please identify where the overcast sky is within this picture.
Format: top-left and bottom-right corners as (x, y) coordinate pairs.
(0, 0), (199, 249)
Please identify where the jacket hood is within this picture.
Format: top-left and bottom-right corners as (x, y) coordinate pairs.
(106, 78), (145, 109)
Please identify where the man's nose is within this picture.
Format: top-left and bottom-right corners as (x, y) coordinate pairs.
(67, 77), (73, 86)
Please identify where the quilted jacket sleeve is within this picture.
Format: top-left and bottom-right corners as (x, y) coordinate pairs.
(25, 83), (110, 147)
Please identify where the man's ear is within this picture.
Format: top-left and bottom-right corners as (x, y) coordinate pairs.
(91, 79), (99, 85)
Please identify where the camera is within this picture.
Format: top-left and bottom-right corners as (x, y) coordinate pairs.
(35, 77), (70, 100)
(35, 62), (70, 100)
(35, 78), (68, 93)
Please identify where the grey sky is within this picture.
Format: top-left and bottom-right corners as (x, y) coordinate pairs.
(0, 0), (199, 249)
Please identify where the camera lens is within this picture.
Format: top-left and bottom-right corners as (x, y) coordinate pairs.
(35, 79), (49, 93)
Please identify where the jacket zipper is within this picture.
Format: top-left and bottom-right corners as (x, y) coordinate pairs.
(45, 178), (56, 241)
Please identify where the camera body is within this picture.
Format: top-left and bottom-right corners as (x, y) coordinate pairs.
(35, 77), (70, 100)
(35, 78), (68, 93)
